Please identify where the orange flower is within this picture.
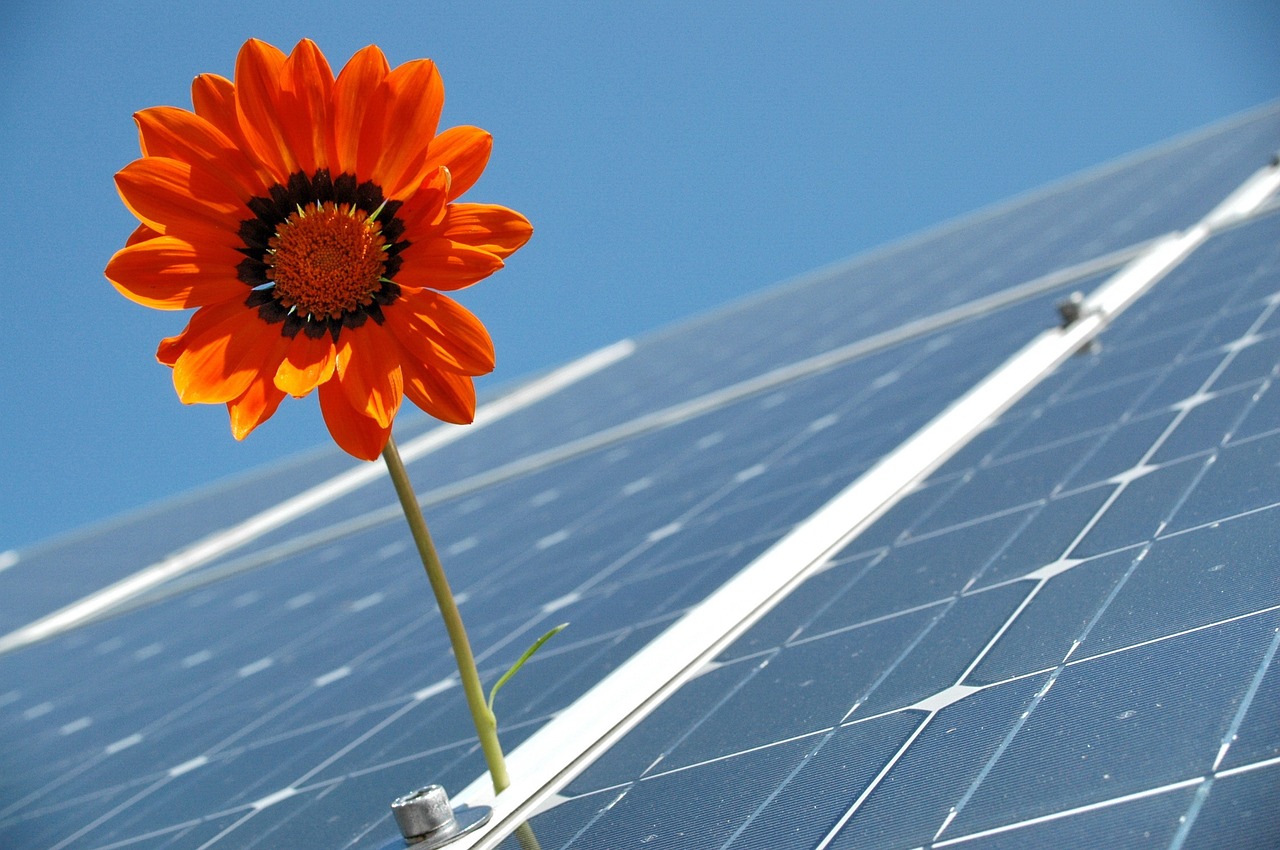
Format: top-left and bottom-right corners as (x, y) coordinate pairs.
(106, 39), (532, 460)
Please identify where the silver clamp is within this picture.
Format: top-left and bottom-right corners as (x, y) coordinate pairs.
(1055, 291), (1101, 355)
(390, 785), (491, 848)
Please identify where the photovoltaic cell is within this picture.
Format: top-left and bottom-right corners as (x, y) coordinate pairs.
(1, 107), (1278, 850)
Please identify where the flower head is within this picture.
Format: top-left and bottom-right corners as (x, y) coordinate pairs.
(106, 39), (532, 460)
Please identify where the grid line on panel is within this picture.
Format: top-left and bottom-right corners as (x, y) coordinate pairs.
(1169, 624), (1280, 850)
(1063, 604), (1280, 671)
(1216, 753), (1280, 781)
(933, 777), (1205, 848)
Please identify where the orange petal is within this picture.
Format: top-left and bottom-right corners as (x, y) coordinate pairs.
(169, 302), (289, 404)
(318, 379), (391, 461)
(126, 222), (162, 246)
(365, 59), (444, 198)
(334, 322), (404, 427)
(400, 355), (477, 425)
(277, 39), (334, 174)
(383, 291), (494, 376)
(114, 157), (244, 242)
(423, 125), (491, 200)
(395, 166), (451, 233)
(227, 372), (287, 439)
(191, 74), (251, 151)
(393, 237), (504, 291)
(134, 106), (266, 198)
(156, 331), (184, 367)
(330, 45), (390, 175)
(440, 204), (532, 259)
(233, 38), (297, 183)
(105, 235), (249, 310)
(274, 331), (338, 397)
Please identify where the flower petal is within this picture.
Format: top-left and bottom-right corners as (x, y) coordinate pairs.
(335, 322), (404, 427)
(318, 379), (391, 461)
(401, 355), (476, 425)
(363, 59), (445, 198)
(191, 74), (250, 150)
(135, 106), (266, 198)
(277, 39), (334, 174)
(105, 235), (249, 310)
(383, 291), (494, 375)
(227, 372), (287, 439)
(233, 38), (297, 183)
(274, 331), (338, 397)
(395, 165), (451, 233)
(393, 237), (504, 291)
(423, 125), (491, 200)
(126, 223), (162, 246)
(114, 157), (244, 242)
(167, 301), (289, 404)
(440, 204), (533, 258)
(330, 45), (390, 175)
(156, 331), (184, 367)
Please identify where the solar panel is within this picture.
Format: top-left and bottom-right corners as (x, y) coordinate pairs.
(2, 106), (1279, 850)
(499, 207), (1280, 850)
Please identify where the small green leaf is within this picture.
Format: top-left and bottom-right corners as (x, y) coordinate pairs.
(487, 623), (568, 714)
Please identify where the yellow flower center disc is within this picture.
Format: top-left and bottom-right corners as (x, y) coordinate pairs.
(268, 202), (388, 320)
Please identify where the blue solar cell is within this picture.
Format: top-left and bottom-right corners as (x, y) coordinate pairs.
(1083, 507), (1280, 657)
(1059, 411), (1177, 490)
(975, 486), (1114, 586)
(946, 786), (1195, 849)
(567, 734), (818, 850)
(827, 676), (1050, 849)
(1067, 456), (1202, 557)
(1180, 763), (1280, 850)
(966, 549), (1135, 685)
(717, 712), (923, 850)
(950, 613), (1279, 836)
(1214, 638), (1280, 772)
(802, 512), (1027, 629)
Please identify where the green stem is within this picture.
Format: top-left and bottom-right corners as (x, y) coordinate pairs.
(514, 822), (544, 850)
(381, 435), (511, 794)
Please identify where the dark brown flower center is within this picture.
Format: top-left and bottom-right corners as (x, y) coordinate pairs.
(267, 203), (386, 320)
(236, 169), (409, 341)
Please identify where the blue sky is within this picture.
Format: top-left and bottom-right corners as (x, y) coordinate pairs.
(1, 1), (1278, 553)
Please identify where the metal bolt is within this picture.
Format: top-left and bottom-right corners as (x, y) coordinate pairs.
(1057, 291), (1085, 328)
(390, 785), (491, 848)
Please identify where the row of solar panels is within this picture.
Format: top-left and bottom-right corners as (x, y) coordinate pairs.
(1, 104), (1278, 850)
